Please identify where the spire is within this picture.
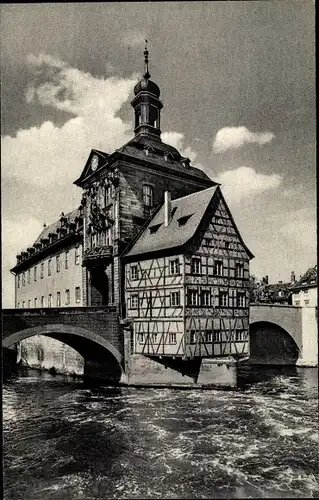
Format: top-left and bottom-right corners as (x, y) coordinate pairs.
(131, 41), (163, 140)
(144, 39), (150, 79)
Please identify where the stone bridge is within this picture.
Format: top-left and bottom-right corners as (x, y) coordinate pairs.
(250, 304), (318, 366)
(2, 307), (125, 381)
(2, 304), (317, 383)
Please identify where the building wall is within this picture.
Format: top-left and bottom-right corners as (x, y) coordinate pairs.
(16, 243), (84, 308)
(292, 287), (317, 307)
(125, 193), (251, 358)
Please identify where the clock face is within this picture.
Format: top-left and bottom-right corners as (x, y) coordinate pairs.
(91, 155), (99, 171)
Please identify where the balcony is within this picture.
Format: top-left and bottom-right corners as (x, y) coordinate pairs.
(83, 245), (113, 268)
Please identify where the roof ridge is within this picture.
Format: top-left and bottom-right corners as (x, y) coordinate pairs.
(171, 185), (219, 204)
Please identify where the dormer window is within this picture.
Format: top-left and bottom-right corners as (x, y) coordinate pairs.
(143, 184), (154, 207)
(149, 223), (162, 234)
(178, 214), (193, 226)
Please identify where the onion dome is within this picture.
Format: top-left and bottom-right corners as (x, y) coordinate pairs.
(134, 76), (160, 97)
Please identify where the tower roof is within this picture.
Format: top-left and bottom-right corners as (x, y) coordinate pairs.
(133, 40), (161, 97)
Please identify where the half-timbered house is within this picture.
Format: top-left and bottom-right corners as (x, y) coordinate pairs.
(124, 186), (254, 361)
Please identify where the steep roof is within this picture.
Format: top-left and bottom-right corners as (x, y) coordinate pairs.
(34, 208), (80, 245)
(290, 265), (317, 290)
(118, 135), (212, 182)
(125, 186), (218, 258)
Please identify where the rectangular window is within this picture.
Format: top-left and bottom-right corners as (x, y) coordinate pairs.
(214, 331), (221, 342)
(304, 290), (308, 295)
(187, 289), (199, 306)
(131, 294), (139, 309)
(214, 260), (223, 276)
(40, 262), (44, 279)
(237, 293), (246, 308)
(28, 270), (31, 284)
(65, 251), (69, 269)
(219, 291), (228, 307)
(28, 299), (31, 308)
(22, 272), (25, 286)
(65, 289), (70, 305)
(191, 257), (201, 275)
(169, 333), (176, 344)
(201, 290), (210, 306)
(48, 294), (52, 308)
(235, 330), (246, 342)
(235, 263), (244, 278)
(170, 291), (180, 306)
(190, 331), (197, 344)
(152, 333), (158, 344)
(48, 259), (52, 276)
(34, 297), (37, 308)
(138, 333), (144, 344)
(143, 184), (154, 207)
(304, 300), (310, 305)
(75, 287), (81, 304)
(75, 247), (80, 265)
(56, 255), (61, 273)
(131, 265), (138, 281)
(205, 330), (213, 343)
(17, 275), (20, 288)
(169, 259), (180, 275)
(56, 291), (61, 307)
(34, 266), (37, 281)
(295, 300), (300, 306)
(41, 296), (44, 307)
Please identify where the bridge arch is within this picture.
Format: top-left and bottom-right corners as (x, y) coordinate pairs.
(249, 320), (299, 365)
(3, 323), (123, 380)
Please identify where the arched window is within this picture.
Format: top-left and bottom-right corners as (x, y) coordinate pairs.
(143, 184), (154, 207)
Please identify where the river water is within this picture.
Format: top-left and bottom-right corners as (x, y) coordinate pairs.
(3, 366), (319, 499)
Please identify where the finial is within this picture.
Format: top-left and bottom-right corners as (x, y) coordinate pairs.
(144, 39), (150, 79)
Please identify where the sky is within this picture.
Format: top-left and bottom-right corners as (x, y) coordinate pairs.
(1, 1), (316, 307)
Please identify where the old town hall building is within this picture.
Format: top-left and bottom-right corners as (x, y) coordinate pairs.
(12, 47), (253, 366)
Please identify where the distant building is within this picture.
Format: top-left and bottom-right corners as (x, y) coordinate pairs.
(251, 274), (294, 305)
(11, 209), (84, 308)
(290, 265), (317, 307)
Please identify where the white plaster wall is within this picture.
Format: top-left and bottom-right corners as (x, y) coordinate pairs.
(292, 287), (317, 307)
(297, 306), (318, 367)
(16, 244), (84, 308)
(18, 335), (84, 375)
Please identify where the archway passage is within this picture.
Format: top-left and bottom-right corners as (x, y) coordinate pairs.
(249, 321), (299, 365)
(90, 267), (109, 305)
(3, 324), (123, 382)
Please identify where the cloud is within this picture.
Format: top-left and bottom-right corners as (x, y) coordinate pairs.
(213, 126), (275, 154)
(161, 131), (198, 163)
(2, 53), (138, 188)
(215, 166), (282, 204)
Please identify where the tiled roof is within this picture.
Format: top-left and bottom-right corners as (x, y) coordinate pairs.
(125, 186), (218, 257)
(291, 265), (317, 290)
(34, 207), (80, 245)
(118, 136), (213, 182)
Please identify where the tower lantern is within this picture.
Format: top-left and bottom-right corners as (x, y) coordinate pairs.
(131, 41), (163, 140)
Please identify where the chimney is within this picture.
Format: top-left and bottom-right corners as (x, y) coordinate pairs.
(164, 191), (171, 227)
(291, 271), (296, 283)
